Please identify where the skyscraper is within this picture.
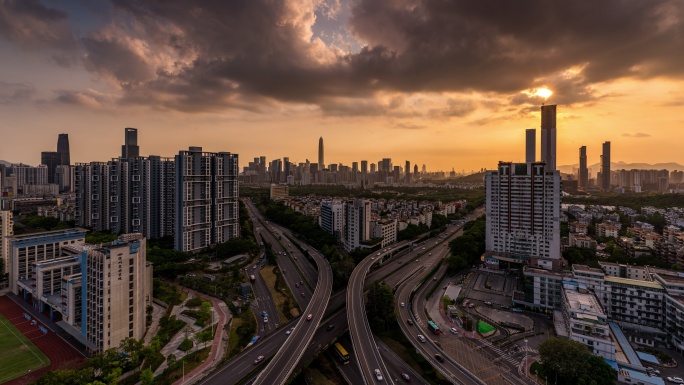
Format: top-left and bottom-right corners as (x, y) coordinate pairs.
(579, 146), (588, 190)
(175, 147), (239, 252)
(360, 160), (368, 174)
(318, 137), (324, 169)
(405, 160), (411, 184)
(122, 128), (140, 158)
(525, 128), (536, 163)
(40, 151), (61, 184)
(344, 199), (370, 252)
(485, 161), (561, 269)
(601, 141), (611, 192)
(540, 105), (557, 171)
(57, 133), (70, 165)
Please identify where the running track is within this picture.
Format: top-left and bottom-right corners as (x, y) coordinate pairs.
(0, 296), (85, 385)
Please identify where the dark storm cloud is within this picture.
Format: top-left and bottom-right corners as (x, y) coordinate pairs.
(0, 0), (75, 50)
(5, 0), (684, 114)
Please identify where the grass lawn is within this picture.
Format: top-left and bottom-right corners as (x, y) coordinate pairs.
(0, 314), (50, 383)
(259, 267), (290, 323)
(226, 317), (243, 359)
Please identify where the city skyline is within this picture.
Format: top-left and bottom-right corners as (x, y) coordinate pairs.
(1, 1), (684, 171)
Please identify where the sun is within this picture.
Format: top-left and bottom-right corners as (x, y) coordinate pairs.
(534, 87), (553, 99)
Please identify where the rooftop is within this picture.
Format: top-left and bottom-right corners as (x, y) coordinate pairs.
(604, 276), (664, 290)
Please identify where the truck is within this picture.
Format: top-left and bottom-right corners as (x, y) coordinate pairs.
(250, 275), (256, 282)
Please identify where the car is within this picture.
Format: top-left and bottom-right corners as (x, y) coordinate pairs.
(485, 301), (492, 306)
(433, 276), (437, 281)
(429, 253), (432, 256)
(285, 327), (295, 335)
(468, 303), (474, 308)
(422, 247), (425, 250)
(301, 292), (305, 298)
(326, 324), (335, 331)
(377, 252), (381, 256)
(300, 280), (304, 285)
(435, 354), (445, 363)
(415, 259), (419, 263)
(374, 369), (383, 381)
(512, 308), (523, 313)
(400, 302), (405, 307)
(500, 305), (509, 310)
(295, 282), (300, 288)
(417, 334), (426, 343)
(306, 313), (313, 321)
(282, 269), (286, 274)
(667, 377), (684, 384)
(294, 257), (297, 260)
(253, 355), (265, 365)
(253, 265), (257, 269)
(401, 373), (411, 382)
(449, 327), (458, 335)
(261, 311), (268, 317)
(263, 317), (268, 323)
(407, 319), (414, 325)
(371, 257), (375, 260)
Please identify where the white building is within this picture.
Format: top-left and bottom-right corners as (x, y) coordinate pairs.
(560, 281), (616, 360)
(9, 229), (152, 352)
(485, 161), (561, 270)
(320, 201), (345, 242)
(373, 218), (398, 248)
(344, 199), (370, 252)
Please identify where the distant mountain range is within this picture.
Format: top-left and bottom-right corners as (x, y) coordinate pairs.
(558, 162), (684, 174)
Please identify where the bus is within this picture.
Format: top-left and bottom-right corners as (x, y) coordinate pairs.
(427, 320), (441, 335)
(333, 342), (350, 364)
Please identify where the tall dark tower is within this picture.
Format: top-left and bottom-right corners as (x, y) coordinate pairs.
(525, 129), (536, 163)
(540, 105), (557, 171)
(601, 141), (611, 192)
(318, 137), (324, 169)
(57, 133), (70, 165)
(579, 146), (588, 190)
(122, 128), (140, 158)
(405, 160), (411, 184)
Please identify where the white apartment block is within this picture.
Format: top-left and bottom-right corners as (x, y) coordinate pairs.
(597, 222), (620, 238)
(344, 199), (370, 252)
(0, 210), (12, 275)
(569, 233), (597, 249)
(485, 162), (561, 270)
(373, 218), (398, 248)
(320, 201), (345, 242)
(9, 229), (152, 352)
(175, 147), (239, 252)
(560, 282), (616, 360)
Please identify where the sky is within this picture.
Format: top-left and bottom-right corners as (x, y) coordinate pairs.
(1, 0), (684, 173)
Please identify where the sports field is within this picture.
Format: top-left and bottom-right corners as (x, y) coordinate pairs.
(0, 313), (50, 384)
(477, 320), (496, 336)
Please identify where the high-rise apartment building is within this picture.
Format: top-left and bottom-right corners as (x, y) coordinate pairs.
(41, 151), (61, 184)
(320, 201), (345, 242)
(121, 128), (140, 159)
(12, 164), (48, 186)
(361, 160), (368, 174)
(485, 161), (561, 270)
(601, 141), (611, 192)
(318, 137), (325, 169)
(8, 229), (151, 352)
(175, 147), (239, 253)
(540, 105), (557, 171)
(74, 157), (175, 239)
(0, 210), (12, 274)
(57, 133), (70, 166)
(579, 146), (588, 190)
(344, 199), (370, 252)
(525, 129), (536, 163)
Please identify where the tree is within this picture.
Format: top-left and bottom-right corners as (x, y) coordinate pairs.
(366, 281), (395, 332)
(103, 367), (121, 385)
(139, 368), (154, 385)
(539, 338), (616, 385)
(167, 353), (177, 368)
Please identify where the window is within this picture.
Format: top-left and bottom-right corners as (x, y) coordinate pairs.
(110, 175), (118, 181)
(132, 197), (140, 204)
(110, 216), (118, 223)
(132, 175), (141, 182)
(110, 196), (118, 202)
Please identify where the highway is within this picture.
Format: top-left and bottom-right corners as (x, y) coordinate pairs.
(252, 228), (333, 385)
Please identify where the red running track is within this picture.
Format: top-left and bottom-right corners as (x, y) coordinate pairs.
(0, 296), (85, 385)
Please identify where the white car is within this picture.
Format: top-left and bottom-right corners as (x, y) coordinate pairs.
(263, 317), (268, 323)
(285, 327), (295, 335)
(417, 334), (426, 343)
(667, 377), (684, 384)
(400, 302), (405, 307)
(449, 327), (458, 335)
(374, 369), (383, 381)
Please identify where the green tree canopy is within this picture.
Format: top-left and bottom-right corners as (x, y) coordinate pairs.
(538, 338), (616, 385)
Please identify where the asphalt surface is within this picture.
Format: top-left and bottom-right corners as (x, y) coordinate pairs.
(252, 230), (333, 385)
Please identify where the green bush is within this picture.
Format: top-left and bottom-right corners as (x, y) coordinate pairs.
(178, 338), (193, 352)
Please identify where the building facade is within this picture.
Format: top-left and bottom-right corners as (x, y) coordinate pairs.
(0, 210), (12, 274)
(485, 161), (561, 269)
(344, 199), (370, 252)
(320, 201), (345, 242)
(175, 147), (239, 253)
